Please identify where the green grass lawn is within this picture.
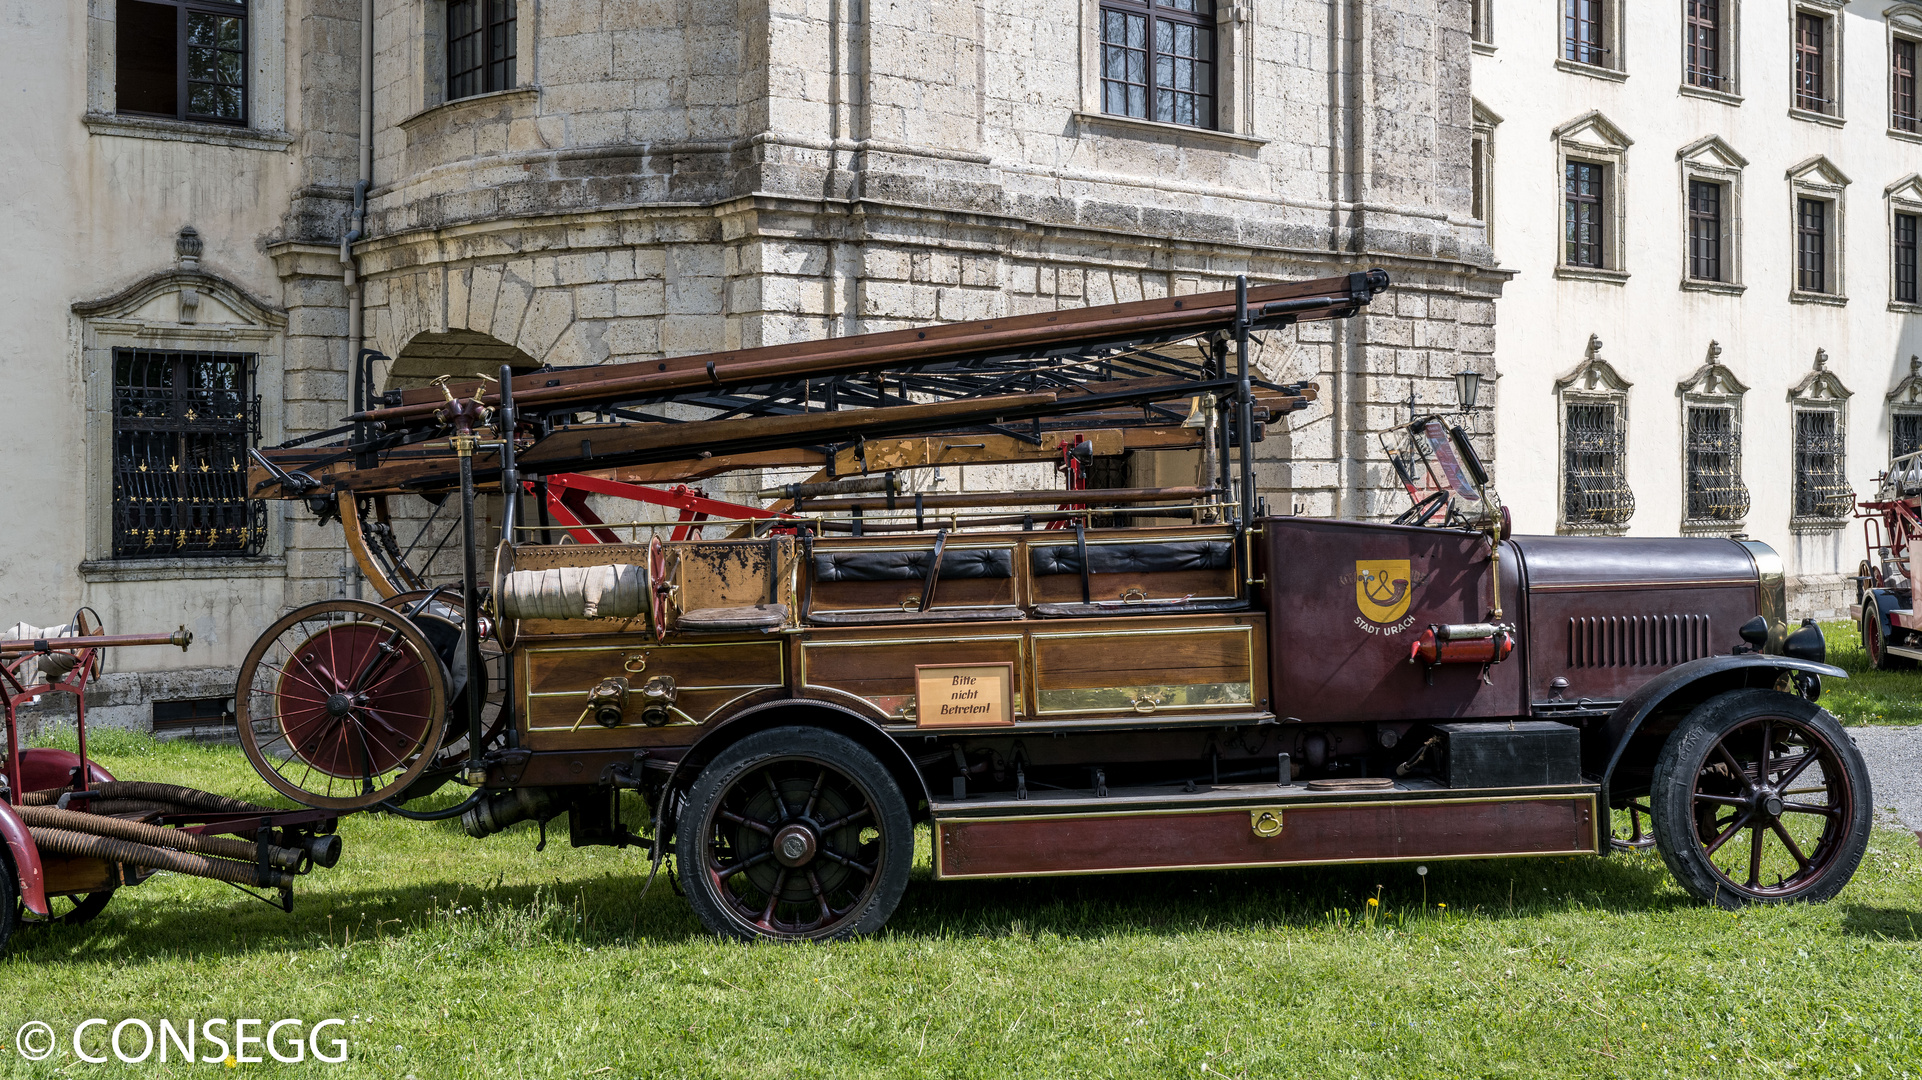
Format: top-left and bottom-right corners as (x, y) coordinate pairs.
(1817, 619), (1922, 725)
(0, 731), (1918, 1078)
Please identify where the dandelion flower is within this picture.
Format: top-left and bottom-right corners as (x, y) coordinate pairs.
(1367, 897), (1379, 907)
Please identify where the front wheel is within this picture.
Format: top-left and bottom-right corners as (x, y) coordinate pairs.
(675, 726), (913, 941)
(1863, 596), (1915, 670)
(1650, 689), (1871, 908)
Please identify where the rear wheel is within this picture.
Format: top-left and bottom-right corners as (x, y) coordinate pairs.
(676, 726), (912, 941)
(19, 890), (112, 928)
(1862, 596), (1915, 670)
(1650, 689), (1871, 908)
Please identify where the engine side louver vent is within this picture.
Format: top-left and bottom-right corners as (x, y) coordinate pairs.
(1567, 614), (1712, 668)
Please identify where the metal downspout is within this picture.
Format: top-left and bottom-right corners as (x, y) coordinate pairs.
(336, 0), (374, 598)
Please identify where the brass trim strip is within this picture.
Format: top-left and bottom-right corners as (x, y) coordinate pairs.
(1528, 579), (1754, 593)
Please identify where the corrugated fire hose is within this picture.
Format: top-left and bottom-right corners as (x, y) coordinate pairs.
(16, 805), (305, 871)
(26, 827), (294, 890)
(21, 782), (268, 814)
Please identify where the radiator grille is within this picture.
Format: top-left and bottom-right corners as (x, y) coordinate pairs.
(1567, 615), (1712, 668)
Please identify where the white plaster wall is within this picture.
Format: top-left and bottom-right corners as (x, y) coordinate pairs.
(0, 0), (302, 673)
(1475, 0), (1922, 614)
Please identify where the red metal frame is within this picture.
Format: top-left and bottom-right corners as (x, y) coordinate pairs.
(529, 472), (792, 544)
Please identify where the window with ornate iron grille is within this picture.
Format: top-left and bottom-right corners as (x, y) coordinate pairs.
(1795, 11), (1831, 113)
(447, 0), (516, 101)
(1564, 0), (1607, 65)
(1898, 212), (1919, 304)
(1565, 161), (1606, 268)
(1797, 197), (1828, 293)
(115, 0), (247, 124)
(1684, 405), (1748, 522)
(1891, 410), (1922, 460)
(1686, 1), (1723, 87)
(1793, 408), (1851, 519)
(1688, 179), (1723, 281)
(1896, 37), (1918, 131)
(1563, 402), (1635, 528)
(112, 349), (265, 559)
(1099, 0), (1216, 129)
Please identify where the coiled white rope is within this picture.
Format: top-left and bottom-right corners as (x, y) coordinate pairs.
(498, 565), (648, 620)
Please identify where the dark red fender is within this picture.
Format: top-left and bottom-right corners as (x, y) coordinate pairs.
(17, 748), (115, 793)
(0, 803), (48, 917)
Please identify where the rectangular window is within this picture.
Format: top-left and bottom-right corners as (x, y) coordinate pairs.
(115, 0), (247, 124)
(1793, 409), (1850, 518)
(1893, 411), (1922, 460)
(1563, 402), (1634, 527)
(1688, 180), (1723, 281)
(1896, 37), (1919, 132)
(1897, 212), (1919, 304)
(1565, 161), (1606, 268)
(1471, 1), (1491, 45)
(1564, 0), (1607, 65)
(1797, 197), (1828, 293)
(447, 0), (517, 101)
(1685, 406), (1748, 522)
(1795, 12), (1828, 113)
(1686, 1), (1722, 87)
(1470, 134), (1487, 221)
(1100, 0), (1216, 129)
(112, 348), (265, 559)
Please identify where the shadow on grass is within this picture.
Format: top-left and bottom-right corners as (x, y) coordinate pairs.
(5, 846), (1694, 963)
(1839, 903), (1922, 940)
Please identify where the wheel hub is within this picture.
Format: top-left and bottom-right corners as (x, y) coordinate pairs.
(773, 823), (818, 867)
(1756, 789), (1785, 819)
(324, 692), (355, 717)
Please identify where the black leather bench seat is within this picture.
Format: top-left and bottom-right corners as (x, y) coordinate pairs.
(812, 547), (1014, 582)
(1031, 598), (1248, 618)
(1029, 540), (1234, 576)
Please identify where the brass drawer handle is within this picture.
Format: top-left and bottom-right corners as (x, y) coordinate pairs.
(1250, 809), (1284, 838)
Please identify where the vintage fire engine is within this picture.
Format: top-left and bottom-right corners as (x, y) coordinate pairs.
(1852, 449), (1922, 667)
(232, 270), (1867, 941)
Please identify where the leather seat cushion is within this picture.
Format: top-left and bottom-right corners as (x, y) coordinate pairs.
(1029, 540), (1233, 577)
(812, 547), (1014, 583)
(1032, 599), (1250, 618)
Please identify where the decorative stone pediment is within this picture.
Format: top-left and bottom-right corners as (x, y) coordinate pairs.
(71, 270), (285, 341)
(1786, 155), (1850, 190)
(1676, 135), (1747, 171)
(1556, 334), (1632, 394)
(1888, 355), (1922, 404)
(1551, 111), (1633, 153)
(1677, 341), (1748, 397)
(1472, 99), (1503, 128)
(1888, 4), (1922, 35)
(1788, 349), (1853, 402)
(1888, 173), (1922, 204)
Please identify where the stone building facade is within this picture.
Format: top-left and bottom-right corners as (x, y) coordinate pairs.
(5, 0), (1500, 732)
(1474, 1), (1922, 614)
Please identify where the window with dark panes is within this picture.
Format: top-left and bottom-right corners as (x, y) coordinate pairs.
(1897, 212), (1919, 304)
(448, 0), (517, 101)
(1684, 405), (1748, 522)
(115, 0), (247, 124)
(1565, 161), (1606, 268)
(1685, 1), (1723, 87)
(1100, 0), (1215, 129)
(1895, 38), (1918, 132)
(1795, 12), (1828, 113)
(1793, 409), (1850, 518)
(1564, 0), (1606, 66)
(112, 349), (265, 559)
(1894, 411), (1922, 460)
(1562, 402), (1634, 527)
(1688, 180), (1723, 281)
(1797, 197), (1828, 293)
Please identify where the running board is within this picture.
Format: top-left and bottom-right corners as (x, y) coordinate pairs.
(1886, 644), (1922, 662)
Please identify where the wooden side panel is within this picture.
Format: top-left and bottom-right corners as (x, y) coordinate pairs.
(41, 856), (122, 895)
(1030, 566), (1237, 605)
(803, 636), (1025, 719)
(521, 638), (785, 731)
(1032, 625), (1253, 714)
(672, 538), (794, 612)
(934, 796), (1597, 878)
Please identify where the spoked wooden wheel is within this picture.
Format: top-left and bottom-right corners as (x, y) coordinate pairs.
(18, 890), (113, 928)
(1651, 689), (1871, 907)
(237, 599), (447, 810)
(676, 727), (912, 941)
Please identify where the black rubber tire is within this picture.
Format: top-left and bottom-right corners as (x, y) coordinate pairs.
(1863, 597), (1915, 670)
(1650, 689), (1871, 908)
(18, 890), (113, 928)
(675, 726), (912, 942)
(0, 855), (17, 954)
